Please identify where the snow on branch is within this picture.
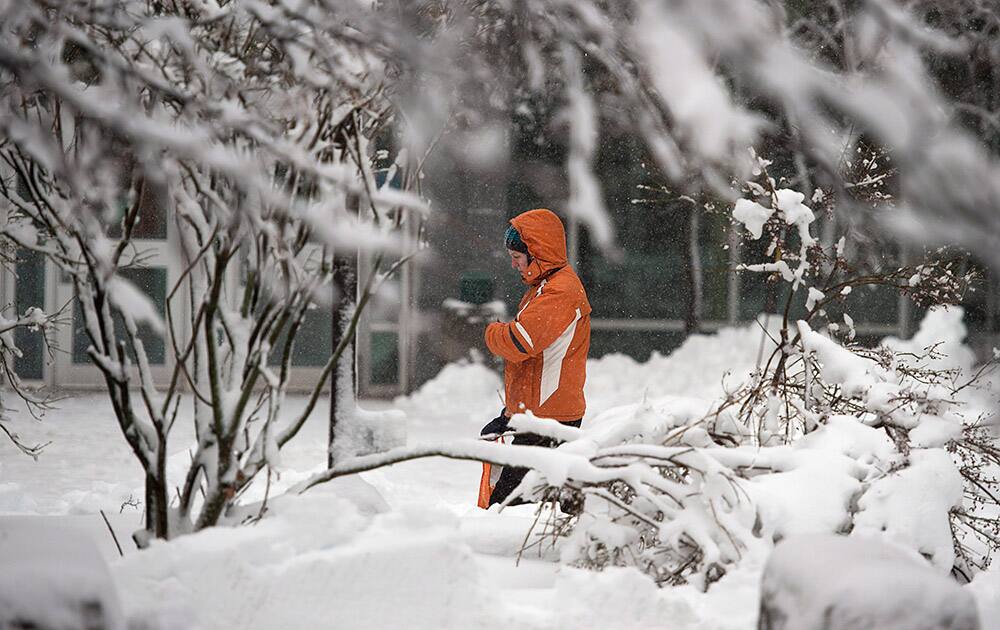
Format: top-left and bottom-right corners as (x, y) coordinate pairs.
(107, 277), (165, 336)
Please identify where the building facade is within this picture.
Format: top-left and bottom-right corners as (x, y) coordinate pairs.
(4, 128), (998, 397)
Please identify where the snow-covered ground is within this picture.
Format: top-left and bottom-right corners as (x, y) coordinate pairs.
(1, 315), (997, 629)
(0, 387), (762, 628)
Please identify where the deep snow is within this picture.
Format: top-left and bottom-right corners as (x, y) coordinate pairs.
(0, 314), (996, 629)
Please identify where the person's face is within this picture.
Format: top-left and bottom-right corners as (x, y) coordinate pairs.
(508, 249), (530, 273)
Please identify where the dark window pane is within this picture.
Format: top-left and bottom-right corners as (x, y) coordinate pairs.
(108, 180), (167, 240)
(835, 285), (899, 325)
(963, 263), (997, 333)
(699, 212), (732, 321)
(268, 304), (334, 368)
(14, 249), (46, 380)
(293, 306), (333, 367)
(132, 182), (168, 239)
(578, 133), (691, 321)
(73, 267), (167, 365)
(833, 243), (902, 325)
(589, 329), (685, 362)
(580, 208), (690, 320)
(370, 331), (399, 385)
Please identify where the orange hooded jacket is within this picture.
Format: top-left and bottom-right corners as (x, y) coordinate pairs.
(484, 209), (592, 422)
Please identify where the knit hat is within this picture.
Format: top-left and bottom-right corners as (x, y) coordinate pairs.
(504, 224), (529, 254)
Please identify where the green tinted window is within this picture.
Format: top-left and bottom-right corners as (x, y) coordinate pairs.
(14, 249), (46, 380)
(370, 331), (399, 385)
(589, 329), (685, 362)
(108, 177), (168, 240)
(73, 267), (167, 365)
(268, 304), (334, 368)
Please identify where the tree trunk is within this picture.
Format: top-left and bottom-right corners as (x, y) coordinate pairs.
(329, 253), (358, 469)
(145, 471), (168, 539)
(685, 203), (703, 334)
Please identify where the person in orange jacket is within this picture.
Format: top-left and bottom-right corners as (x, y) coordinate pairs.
(480, 208), (592, 507)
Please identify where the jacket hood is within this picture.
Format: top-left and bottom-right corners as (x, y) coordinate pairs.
(510, 208), (568, 285)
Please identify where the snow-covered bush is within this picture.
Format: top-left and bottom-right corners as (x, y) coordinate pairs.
(725, 155), (998, 577)
(0, 1), (427, 540)
(489, 154), (998, 588)
(540, 401), (757, 589)
(482, 314), (994, 589)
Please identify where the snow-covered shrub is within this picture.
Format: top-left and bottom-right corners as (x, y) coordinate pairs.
(494, 153), (998, 588)
(725, 155), (999, 577)
(494, 313), (994, 589)
(546, 400), (757, 589)
(0, 1), (427, 540)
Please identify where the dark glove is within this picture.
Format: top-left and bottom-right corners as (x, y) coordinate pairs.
(480, 410), (509, 436)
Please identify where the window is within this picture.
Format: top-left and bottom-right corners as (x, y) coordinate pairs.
(13, 249), (46, 380)
(589, 329), (685, 362)
(72, 267), (167, 365)
(107, 179), (168, 240)
(267, 302), (333, 368)
(369, 330), (399, 386)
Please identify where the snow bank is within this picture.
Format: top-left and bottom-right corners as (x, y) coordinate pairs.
(760, 535), (980, 630)
(966, 566), (1000, 627)
(63, 481), (141, 516)
(0, 519), (126, 630)
(883, 306), (976, 373)
(585, 317), (778, 416)
(554, 567), (697, 628)
(395, 359), (503, 425)
(116, 487), (496, 629)
(0, 482), (39, 514)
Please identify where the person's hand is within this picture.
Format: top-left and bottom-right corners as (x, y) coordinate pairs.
(480, 410), (509, 436)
